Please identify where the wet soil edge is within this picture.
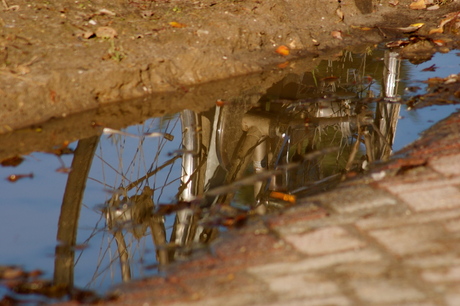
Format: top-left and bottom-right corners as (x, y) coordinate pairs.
(1, 0), (459, 134)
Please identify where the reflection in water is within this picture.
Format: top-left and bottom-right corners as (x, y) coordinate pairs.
(2, 49), (422, 302)
(50, 50), (404, 294)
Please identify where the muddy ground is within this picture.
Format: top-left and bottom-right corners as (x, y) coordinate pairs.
(0, 0), (459, 148)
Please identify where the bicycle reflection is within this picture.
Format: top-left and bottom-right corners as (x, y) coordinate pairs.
(53, 50), (403, 292)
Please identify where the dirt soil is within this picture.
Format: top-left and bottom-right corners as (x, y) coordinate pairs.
(0, 0), (460, 135)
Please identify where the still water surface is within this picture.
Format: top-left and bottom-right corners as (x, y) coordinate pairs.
(0, 49), (459, 301)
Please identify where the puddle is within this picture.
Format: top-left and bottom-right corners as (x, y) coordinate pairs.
(1, 48), (459, 303)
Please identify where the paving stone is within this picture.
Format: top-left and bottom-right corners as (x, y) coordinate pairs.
(405, 254), (460, 269)
(334, 262), (389, 278)
(275, 214), (362, 236)
(268, 296), (352, 306)
(283, 226), (365, 255)
(443, 217), (460, 232)
(445, 293), (460, 306)
(356, 208), (460, 230)
(430, 154), (460, 176)
(368, 224), (447, 256)
(381, 177), (460, 194)
(265, 273), (339, 298)
(247, 249), (382, 277)
(396, 185), (460, 212)
(326, 185), (398, 213)
(170, 292), (270, 306)
(422, 266), (460, 283)
(351, 279), (425, 303)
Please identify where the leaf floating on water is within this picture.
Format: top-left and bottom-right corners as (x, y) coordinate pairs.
(0, 266), (26, 280)
(1, 156), (24, 167)
(275, 45), (290, 56)
(6, 173), (33, 182)
(56, 167), (72, 173)
(385, 39), (410, 48)
(409, 0), (426, 10)
(144, 132), (174, 141)
(422, 64), (437, 72)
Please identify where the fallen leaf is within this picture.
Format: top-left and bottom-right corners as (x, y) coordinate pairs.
(331, 30), (343, 40)
(385, 39), (410, 48)
(95, 26), (118, 39)
(409, 0), (426, 10)
(81, 31), (95, 39)
(269, 191), (296, 204)
(427, 4), (439, 10)
(389, 0), (399, 6)
(396, 23), (424, 33)
(336, 7), (344, 21)
(429, 27), (444, 34)
(277, 61), (290, 69)
(432, 39), (446, 46)
(1, 156), (24, 167)
(422, 64), (437, 72)
(275, 45), (289, 56)
(169, 21), (187, 28)
(431, 11), (460, 34)
(6, 173), (34, 182)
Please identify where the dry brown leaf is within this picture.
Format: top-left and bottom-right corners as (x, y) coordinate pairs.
(389, 0), (399, 6)
(331, 30), (343, 40)
(95, 26), (118, 39)
(336, 7), (344, 21)
(410, 0), (426, 10)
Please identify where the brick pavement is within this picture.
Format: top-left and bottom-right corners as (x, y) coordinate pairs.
(111, 110), (460, 306)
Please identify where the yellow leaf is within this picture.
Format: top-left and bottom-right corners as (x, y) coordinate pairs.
(275, 45), (290, 56)
(169, 21), (187, 28)
(351, 25), (373, 31)
(429, 27), (443, 34)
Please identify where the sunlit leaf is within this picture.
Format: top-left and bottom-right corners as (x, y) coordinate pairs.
(432, 39), (446, 46)
(409, 0), (426, 10)
(275, 45), (290, 56)
(169, 21), (187, 28)
(396, 23), (424, 33)
(269, 191), (296, 204)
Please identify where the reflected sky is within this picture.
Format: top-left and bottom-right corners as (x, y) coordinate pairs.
(394, 51), (460, 150)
